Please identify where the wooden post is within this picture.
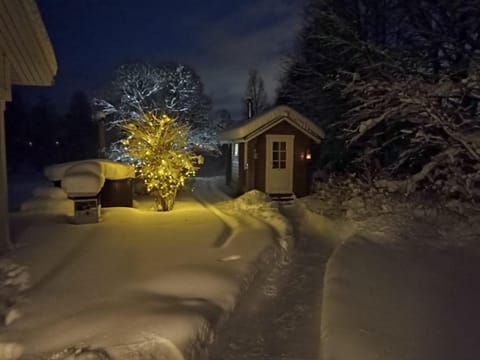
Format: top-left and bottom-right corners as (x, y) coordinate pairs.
(0, 54), (12, 251)
(0, 101), (12, 251)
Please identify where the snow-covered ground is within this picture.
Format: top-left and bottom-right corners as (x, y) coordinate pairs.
(7, 173), (51, 212)
(302, 182), (480, 360)
(322, 232), (480, 360)
(2, 177), (286, 359)
(7, 172), (480, 360)
(208, 201), (336, 360)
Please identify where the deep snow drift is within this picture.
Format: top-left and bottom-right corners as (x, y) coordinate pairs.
(7, 172), (480, 360)
(322, 233), (480, 360)
(301, 179), (480, 360)
(2, 178), (287, 360)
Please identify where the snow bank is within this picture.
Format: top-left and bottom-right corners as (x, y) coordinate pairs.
(322, 235), (480, 360)
(0, 259), (31, 334)
(217, 190), (294, 252)
(20, 198), (73, 214)
(308, 175), (480, 222)
(20, 185), (73, 214)
(32, 187), (67, 200)
(44, 160), (134, 182)
(304, 176), (480, 359)
(8, 174), (51, 212)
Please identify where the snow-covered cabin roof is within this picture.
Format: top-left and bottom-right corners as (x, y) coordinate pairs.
(0, 0), (57, 90)
(219, 105), (324, 143)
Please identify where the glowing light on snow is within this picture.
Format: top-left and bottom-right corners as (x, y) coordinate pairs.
(121, 112), (202, 211)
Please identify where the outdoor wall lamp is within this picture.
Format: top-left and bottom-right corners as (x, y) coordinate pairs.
(305, 148), (312, 160)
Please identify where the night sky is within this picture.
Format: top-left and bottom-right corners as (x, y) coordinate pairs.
(21, 0), (306, 118)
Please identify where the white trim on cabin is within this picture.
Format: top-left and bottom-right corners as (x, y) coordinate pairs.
(265, 134), (294, 194)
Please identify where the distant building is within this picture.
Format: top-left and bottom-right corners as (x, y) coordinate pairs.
(0, 0), (57, 250)
(219, 105), (324, 198)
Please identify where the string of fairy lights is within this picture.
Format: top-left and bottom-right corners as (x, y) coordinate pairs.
(122, 112), (203, 211)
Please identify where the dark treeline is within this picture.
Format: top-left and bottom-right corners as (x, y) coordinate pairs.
(5, 91), (98, 172)
(276, 0), (480, 200)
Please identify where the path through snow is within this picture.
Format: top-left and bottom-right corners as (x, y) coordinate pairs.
(207, 203), (335, 360)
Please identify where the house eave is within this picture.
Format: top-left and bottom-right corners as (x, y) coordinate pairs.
(0, 0), (57, 87)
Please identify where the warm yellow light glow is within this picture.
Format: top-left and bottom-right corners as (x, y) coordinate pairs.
(305, 149), (312, 160)
(121, 112), (202, 211)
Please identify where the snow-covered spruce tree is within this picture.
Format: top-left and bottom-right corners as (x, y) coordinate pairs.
(326, 0), (480, 200)
(276, 0), (400, 128)
(121, 112), (202, 211)
(93, 62), (221, 160)
(277, 0), (480, 188)
(276, 0), (387, 171)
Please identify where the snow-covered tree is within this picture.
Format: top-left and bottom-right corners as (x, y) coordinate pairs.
(63, 91), (98, 161)
(392, 0), (480, 80)
(93, 61), (219, 160)
(243, 69), (270, 118)
(277, 0), (480, 191)
(211, 109), (232, 131)
(278, 0), (480, 124)
(189, 108), (231, 154)
(336, 61), (480, 200)
(276, 0), (383, 126)
(121, 112), (202, 211)
(276, 0), (372, 170)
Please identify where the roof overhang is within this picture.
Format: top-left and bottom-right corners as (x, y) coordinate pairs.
(0, 0), (57, 87)
(219, 105), (324, 144)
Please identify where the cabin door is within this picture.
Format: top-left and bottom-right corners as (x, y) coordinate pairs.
(265, 134), (294, 194)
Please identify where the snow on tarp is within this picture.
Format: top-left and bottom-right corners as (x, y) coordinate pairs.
(44, 159), (135, 182)
(322, 235), (480, 360)
(20, 198), (73, 214)
(19, 186), (71, 214)
(61, 173), (105, 198)
(61, 163), (106, 197)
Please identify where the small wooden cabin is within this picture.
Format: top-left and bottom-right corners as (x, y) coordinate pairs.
(219, 105), (324, 198)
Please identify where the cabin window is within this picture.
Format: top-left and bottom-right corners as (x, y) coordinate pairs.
(233, 143), (239, 157)
(272, 141), (287, 169)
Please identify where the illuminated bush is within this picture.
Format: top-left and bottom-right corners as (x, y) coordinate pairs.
(122, 112), (202, 211)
